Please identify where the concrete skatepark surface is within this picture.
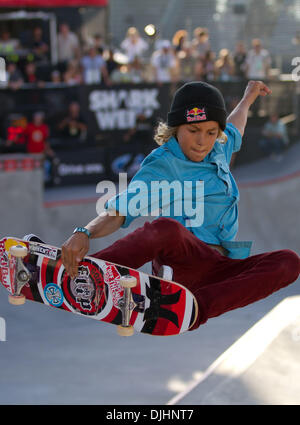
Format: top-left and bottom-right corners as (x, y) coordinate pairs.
(0, 142), (299, 405)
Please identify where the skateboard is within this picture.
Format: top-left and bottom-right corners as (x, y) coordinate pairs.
(0, 236), (198, 336)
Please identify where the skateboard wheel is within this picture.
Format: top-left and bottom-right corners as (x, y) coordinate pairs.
(10, 245), (28, 258)
(8, 294), (26, 305)
(119, 276), (137, 288)
(117, 325), (134, 337)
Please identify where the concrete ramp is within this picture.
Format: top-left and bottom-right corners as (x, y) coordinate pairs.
(167, 296), (300, 405)
(234, 141), (300, 255)
(0, 144), (299, 405)
(166, 143), (300, 405)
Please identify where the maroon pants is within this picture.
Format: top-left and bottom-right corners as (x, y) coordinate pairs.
(92, 218), (300, 330)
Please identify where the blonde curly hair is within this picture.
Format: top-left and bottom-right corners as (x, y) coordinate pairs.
(154, 121), (228, 146)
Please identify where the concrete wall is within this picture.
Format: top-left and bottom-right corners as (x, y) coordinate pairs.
(0, 166), (152, 272)
(0, 168), (44, 238)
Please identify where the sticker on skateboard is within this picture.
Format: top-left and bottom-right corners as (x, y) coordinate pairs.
(0, 237), (198, 337)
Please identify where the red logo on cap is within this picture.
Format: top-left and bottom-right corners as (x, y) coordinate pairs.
(186, 107), (207, 122)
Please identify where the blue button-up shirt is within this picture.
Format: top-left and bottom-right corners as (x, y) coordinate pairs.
(106, 123), (252, 259)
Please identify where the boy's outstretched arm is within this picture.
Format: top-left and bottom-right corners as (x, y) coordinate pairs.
(61, 211), (125, 279)
(227, 80), (272, 136)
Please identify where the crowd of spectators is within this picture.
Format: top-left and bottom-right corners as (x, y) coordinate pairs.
(0, 106), (80, 184)
(0, 22), (294, 176)
(0, 23), (278, 90)
(259, 113), (289, 162)
(0, 100), (88, 154)
(2, 110), (53, 154)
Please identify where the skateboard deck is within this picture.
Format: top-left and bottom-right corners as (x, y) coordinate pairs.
(0, 237), (198, 336)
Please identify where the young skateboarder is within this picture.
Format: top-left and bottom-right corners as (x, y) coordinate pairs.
(61, 81), (300, 331)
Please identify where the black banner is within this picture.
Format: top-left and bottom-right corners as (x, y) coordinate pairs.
(0, 81), (298, 186)
(0, 83), (171, 146)
(54, 146), (107, 186)
(79, 83), (171, 143)
(0, 81), (296, 141)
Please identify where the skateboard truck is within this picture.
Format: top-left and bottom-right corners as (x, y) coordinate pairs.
(8, 245), (31, 305)
(117, 275), (138, 337)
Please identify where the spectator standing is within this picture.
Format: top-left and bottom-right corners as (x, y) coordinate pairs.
(23, 62), (37, 84)
(245, 39), (271, 80)
(93, 33), (106, 53)
(172, 29), (188, 53)
(63, 60), (83, 85)
(203, 50), (216, 81)
(259, 113), (289, 161)
(292, 30), (300, 46)
(121, 27), (148, 63)
(28, 27), (49, 63)
(127, 57), (145, 83)
(49, 70), (62, 86)
(105, 49), (119, 76)
(151, 40), (177, 83)
(233, 41), (247, 80)
(25, 111), (53, 155)
(193, 58), (206, 81)
(215, 49), (235, 81)
(25, 111), (57, 184)
(4, 114), (27, 153)
(177, 42), (197, 82)
(81, 30), (105, 53)
(6, 62), (23, 90)
(192, 27), (210, 59)
(57, 23), (80, 66)
(23, 62), (44, 87)
(0, 30), (19, 55)
(245, 39), (271, 117)
(110, 63), (132, 84)
(81, 46), (110, 85)
(57, 101), (87, 141)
